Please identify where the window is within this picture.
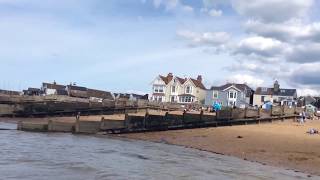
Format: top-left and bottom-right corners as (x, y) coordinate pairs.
(171, 86), (176, 93)
(153, 96), (164, 102)
(171, 96), (175, 102)
(229, 91), (237, 99)
(213, 91), (218, 98)
(154, 85), (164, 93)
(179, 96), (194, 103)
(262, 87), (268, 92)
(261, 96), (265, 102)
(185, 86), (193, 94)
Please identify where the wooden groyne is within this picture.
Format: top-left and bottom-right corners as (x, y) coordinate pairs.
(0, 94), (182, 117)
(17, 106), (301, 134)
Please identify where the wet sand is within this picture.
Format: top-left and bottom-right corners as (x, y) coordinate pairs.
(122, 120), (320, 176)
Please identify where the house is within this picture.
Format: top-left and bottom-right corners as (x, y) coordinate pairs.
(41, 82), (67, 95)
(297, 95), (317, 107)
(66, 85), (88, 98)
(205, 83), (254, 108)
(23, 88), (42, 96)
(0, 89), (21, 96)
(150, 73), (207, 104)
(253, 81), (297, 107)
(113, 93), (148, 101)
(87, 88), (114, 102)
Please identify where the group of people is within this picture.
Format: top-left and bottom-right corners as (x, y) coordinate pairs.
(298, 110), (319, 125)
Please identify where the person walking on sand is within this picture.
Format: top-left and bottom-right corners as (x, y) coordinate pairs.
(302, 110), (306, 123)
(299, 112), (304, 125)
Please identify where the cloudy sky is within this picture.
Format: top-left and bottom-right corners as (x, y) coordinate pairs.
(1, 0), (320, 96)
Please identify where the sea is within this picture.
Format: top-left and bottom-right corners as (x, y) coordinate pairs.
(0, 122), (318, 180)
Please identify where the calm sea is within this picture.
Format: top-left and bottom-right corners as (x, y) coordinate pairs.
(0, 122), (317, 180)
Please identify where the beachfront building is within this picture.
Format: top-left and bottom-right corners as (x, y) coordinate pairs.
(253, 81), (297, 107)
(0, 89), (21, 96)
(205, 83), (254, 108)
(41, 82), (67, 95)
(150, 73), (207, 104)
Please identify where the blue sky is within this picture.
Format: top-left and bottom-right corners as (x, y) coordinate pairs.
(1, 0), (320, 96)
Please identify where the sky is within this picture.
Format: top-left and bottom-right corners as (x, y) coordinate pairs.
(1, 0), (320, 96)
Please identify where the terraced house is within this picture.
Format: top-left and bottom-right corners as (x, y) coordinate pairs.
(151, 73), (207, 104)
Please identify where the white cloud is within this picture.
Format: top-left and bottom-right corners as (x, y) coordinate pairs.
(231, 0), (314, 22)
(234, 36), (285, 58)
(209, 9), (222, 17)
(297, 88), (320, 96)
(153, 0), (179, 10)
(226, 74), (264, 88)
(177, 30), (230, 46)
(246, 20), (320, 43)
(181, 5), (194, 13)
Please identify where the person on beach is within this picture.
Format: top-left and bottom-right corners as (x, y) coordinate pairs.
(302, 110), (306, 122)
(299, 112), (304, 125)
(76, 112), (81, 120)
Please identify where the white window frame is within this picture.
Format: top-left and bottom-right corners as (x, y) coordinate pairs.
(213, 91), (218, 98)
(154, 85), (164, 93)
(229, 90), (237, 99)
(185, 86), (193, 94)
(171, 86), (176, 93)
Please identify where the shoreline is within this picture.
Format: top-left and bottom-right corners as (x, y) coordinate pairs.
(2, 117), (320, 176)
(119, 120), (320, 176)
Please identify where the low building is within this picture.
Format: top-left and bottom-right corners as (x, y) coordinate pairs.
(297, 95), (317, 107)
(41, 82), (67, 95)
(205, 83), (254, 108)
(0, 89), (21, 96)
(150, 73), (207, 104)
(66, 85), (88, 98)
(253, 81), (297, 107)
(23, 88), (42, 96)
(113, 93), (148, 101)
(87, 88), (114, 102)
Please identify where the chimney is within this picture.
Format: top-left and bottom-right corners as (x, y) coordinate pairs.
(167, 73), (173, 82)
(197, 75), (202, 82)
(53, 80), (56, 85)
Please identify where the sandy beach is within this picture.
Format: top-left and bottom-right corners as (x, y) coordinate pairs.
(122, 120), (320, 176)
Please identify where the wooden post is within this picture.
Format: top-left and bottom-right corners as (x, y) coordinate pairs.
(244, 107), (247, 118)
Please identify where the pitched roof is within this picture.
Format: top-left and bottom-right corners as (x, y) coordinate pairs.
(175, 76), (186, 84)
(255, 87), (296, 96)
(211, 83), (252, 91)
(210, 83), (254, 97)
(158, 73), (206, 89)
(42, 82), (66, 90)
(87, 89), (114, 100)
(159, 75), (170, 84)
(190, 78), (206, 90)
(67, 85), (87, 91)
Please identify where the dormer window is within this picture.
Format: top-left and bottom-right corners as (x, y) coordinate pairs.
(185, 86), (193, 94)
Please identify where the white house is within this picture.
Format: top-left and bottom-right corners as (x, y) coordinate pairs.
(41, 82), (67, 95)
(151, 73), (207, 104)
(253, 81), (297, 107)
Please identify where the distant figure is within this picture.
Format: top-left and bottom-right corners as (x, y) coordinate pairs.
(302, 111), (306, 122)
(299, 112), (304, 125)
(212, 102), (221, 112)
(76, 112), (81, 120)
